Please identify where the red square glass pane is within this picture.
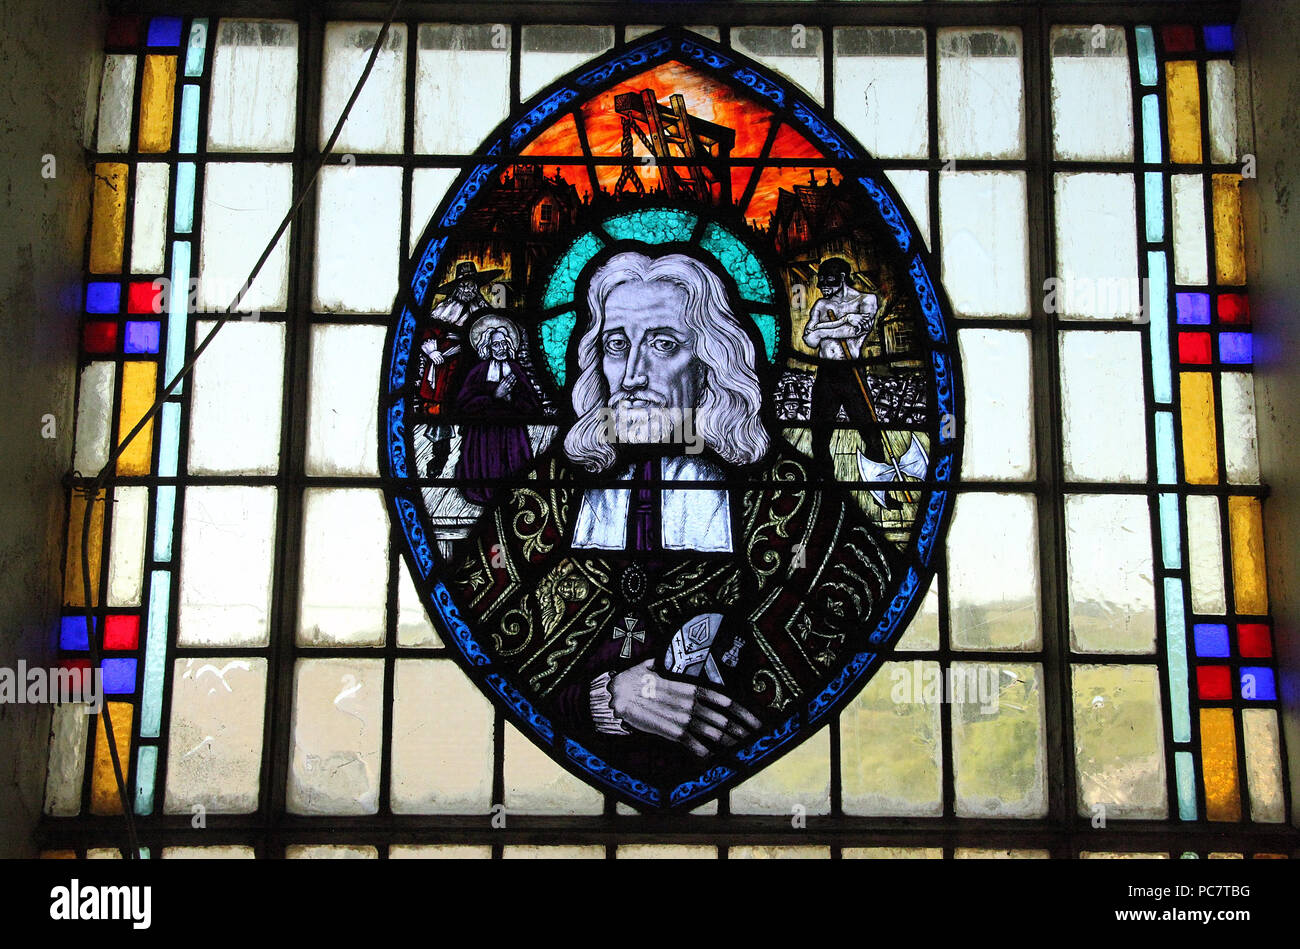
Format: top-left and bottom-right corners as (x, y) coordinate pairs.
(126, 281), (163, 315)
(57, 659), (94, 696)
(1237, 623), (1272, 658)
(103, 615), (140, 650)
(1196, 665), (1233, 700)
(1162, 25), (1198, 52)
(1218, 293), (1250, 324)
(1178, 331), (1212, 364)
(83, 321), (118, 354)
(106, 16), (141, 48)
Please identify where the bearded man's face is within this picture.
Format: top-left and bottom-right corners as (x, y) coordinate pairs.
(598, 280), (702, 448)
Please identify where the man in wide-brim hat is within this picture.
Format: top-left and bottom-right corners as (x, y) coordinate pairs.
(416, 261), (505, 478)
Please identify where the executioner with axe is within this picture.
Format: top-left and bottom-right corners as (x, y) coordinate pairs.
(801, 257), (927, 511)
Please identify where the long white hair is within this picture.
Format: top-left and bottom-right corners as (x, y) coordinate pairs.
(563, 251), (770, 472)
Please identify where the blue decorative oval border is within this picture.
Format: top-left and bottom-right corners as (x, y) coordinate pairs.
(380, 28), (963, 811)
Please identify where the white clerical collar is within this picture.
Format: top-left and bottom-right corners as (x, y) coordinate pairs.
(485, 359), (511, 382)
(571, 455), (733, 553)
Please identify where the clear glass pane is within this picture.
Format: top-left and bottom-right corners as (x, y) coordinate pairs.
(409, 167), (459, 252)
(306, 322), (384, 477)
(187, 320), (285, 475)
(951, 662), (1047, 818)
(72, 362), (116, 476)
(1171, 174), (1209, 286)
(390, 659), (493, 813)
(177, 485), (277, 647)
(503, 722), (604, 815)
(131, 163), (169, 274)
(895, 574), (939, 651)
(298, 488), (388, 647)
(396, 556), (440, 647)
(96, 54), (136, 153)
(884, 168), (930, 246)
(939, 171), (1030, 317)
(207, 20), (298, 152)
(840, 661), (942, 816)
(1207, 60), (1238, 164)
(321, 22), (407, 154)
(1065, 494), (1157, 654)
(1050, 26), (1133, 161)
(938, 28), (1024, 160)
(1072, 663), (1168, 819)
(519, 25), (614, 102)
(314, 165), (402, 313)
(1186, 495), (1227, 614)
(199, 162), (293, 312)
(948, 493), (1040, 651)
(730, 726), (831, 816)
(1054, 173), (1142, 320)
(43, 704), (88, 816)
(1059, 330), (1148, 482)
(1221, 371), (1261, 485)
(163, 657), (267, 814)
(287, 658), (384, 815)
(107, 485), (148, 607)
(732, 26), (824, 104)
(415, 25), (510, 154)
(1241, 709), (1285, 823)
(285, 845), (378, 859)
(957, 328), (1034, 479)
(834, 28), (927, 159)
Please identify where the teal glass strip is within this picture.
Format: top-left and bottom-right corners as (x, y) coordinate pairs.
(153, 484), (176, 562)
(179, 85), (200, 154)
(543, 232), (605, 310)
(1155, 411), (1176, 484)
(1158, 493), (1182, 570)
(750, 312), (777, 364)
(1175, 751), (1198, 820)
(1144, 171), (1164, 243)
(699, 222), (774, 304)
(1164, 577), (1191, 743)
(603, 209), (697, 244)
(539, 310), (576, 387)
(1142, 95), (1163, 164)
(174, 162), (196, 234)
(134, 745), (158, 815)
(1136, 27), (1158, 86)
(1147, 251), (1171, 403)
(141, 570), (171, 739)
(158, 402), (180, 478)
(166, 241), (191, 393)
(184, 19), (208, 78)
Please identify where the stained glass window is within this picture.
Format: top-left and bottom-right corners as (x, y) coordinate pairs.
(42, 7), (1294, 860)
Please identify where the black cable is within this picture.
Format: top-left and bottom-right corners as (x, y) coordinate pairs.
(77, 0), (406, 859)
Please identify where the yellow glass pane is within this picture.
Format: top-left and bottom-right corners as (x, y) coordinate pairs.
(138, 55), (177, 152)
(1180, 373), (1218, 485)
(63, 489), (106, 607)
(41, 850), (77, 859)
(1213, 174), (1246, 286)
(1165, 61), (1203, 164)
(91, 702), (135, 815)
(1199, 708), (1242, 822)
(89, 162), (128, 274)
(1228, 496), (1268, 614)
(117, 361), (157, 476)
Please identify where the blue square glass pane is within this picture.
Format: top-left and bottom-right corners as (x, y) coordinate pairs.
(125, 321), (162, 354)
(1240, 666), (1276, 700)
(1193, 623), (1230, 658)
(1176, 292), (1211, 325)
(87, 282), (121, 314)
(1220, 332), (1253, 364)
(102, 658), (138, 695)
(147, 16), (183, 47)
(1203, 26), (1234, 53)
(59, 616), (96, 651)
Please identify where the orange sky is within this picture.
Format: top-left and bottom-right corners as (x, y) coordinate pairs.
(509, 60), (833, 217)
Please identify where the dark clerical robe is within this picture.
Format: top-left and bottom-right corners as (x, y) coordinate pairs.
(453, 358), (540, 505)
(449, 444), (898, 778)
